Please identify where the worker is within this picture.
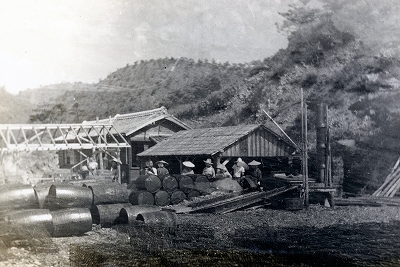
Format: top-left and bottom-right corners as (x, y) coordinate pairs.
(156, 160), (170, 181)
(215, 164), (232, 180)
(144, 160), (158, 175)
(243, 160), (262, 190)
(87, 157), (98, 175)
(181, 161), (195, 175)
(202, 158), (215, 179)
(232, 157), (247, 182)
(110, 158), (120, 182)
(80, 165), (90, 179)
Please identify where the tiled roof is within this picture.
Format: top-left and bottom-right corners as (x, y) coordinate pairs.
(82, 106), (190, 135)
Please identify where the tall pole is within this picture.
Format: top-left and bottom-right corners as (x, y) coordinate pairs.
(301, 88), (309, 208)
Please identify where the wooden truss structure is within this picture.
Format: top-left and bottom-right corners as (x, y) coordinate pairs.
(0, 124), (130, 153)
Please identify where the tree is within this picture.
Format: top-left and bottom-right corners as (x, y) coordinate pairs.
(30, 103), (68, 123)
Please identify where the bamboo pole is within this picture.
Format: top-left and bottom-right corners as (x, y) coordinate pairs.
(387, 177), (400, 197)
(373, 167), (400, 196)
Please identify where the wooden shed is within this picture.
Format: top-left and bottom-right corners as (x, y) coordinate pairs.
(137, 124), (298, 175)
(58, 107), (190, 182)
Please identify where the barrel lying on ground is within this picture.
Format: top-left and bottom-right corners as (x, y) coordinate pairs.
(86, 182), (130, 205)
(118, 205), (161, 224)
(170, 190), (186, 205)
(45, 184), (93, 210)
(162, 176), (178, 193)
(136, 211), (178, 227)
(0, 184), (38, 210)
(4, 209), (54, 236)
(90, 203), (132, 228)
(154, 190), (170, 206)
(129, 190), (154, 205)
(178, 176), (195, 194)
(135, 175), (161, 193)
(51, 208), (92, 237)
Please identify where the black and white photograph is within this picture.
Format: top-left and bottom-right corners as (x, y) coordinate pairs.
(1, 0), (400, 266)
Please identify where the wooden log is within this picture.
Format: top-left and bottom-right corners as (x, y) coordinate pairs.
(178, 176), (195, 194)
(135, 175), (161, 193)
(162, 176), (178, 193)
(154, 190), (171, 207)
(129, 190), (154, 206)
(170, 190), (186, 205)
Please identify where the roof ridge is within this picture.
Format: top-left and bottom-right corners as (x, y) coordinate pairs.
(115, 106), (167, 120)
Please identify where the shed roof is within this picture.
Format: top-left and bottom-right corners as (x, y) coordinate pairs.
(138, 124), (297, 157)
(82, 106), (190, 136)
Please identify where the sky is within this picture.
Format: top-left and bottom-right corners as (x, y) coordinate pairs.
(0, 0), (298, 94)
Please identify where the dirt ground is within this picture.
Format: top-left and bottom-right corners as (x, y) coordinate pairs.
(1, 204), (400, 267)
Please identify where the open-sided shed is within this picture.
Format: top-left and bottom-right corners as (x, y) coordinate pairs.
(137, 124), (298, 174)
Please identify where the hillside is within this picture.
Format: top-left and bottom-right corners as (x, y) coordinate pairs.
(5, 2), (400, 195)
(0, 87), (32, 123)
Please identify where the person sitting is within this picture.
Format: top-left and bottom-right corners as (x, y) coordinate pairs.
(242, 160), (262, 191)
(215, 164), (232, 180)
(156, 160), (170, 181)
(144, 160), (158, 175)
(181, 161), (195, 175)
(202, 158), (215, 179)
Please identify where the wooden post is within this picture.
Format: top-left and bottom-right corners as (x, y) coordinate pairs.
(117, 148), (121, 184)
(301, 88), (309, 208)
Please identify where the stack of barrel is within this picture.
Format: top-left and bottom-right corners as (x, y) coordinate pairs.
(129, 174), (215, 207)
(0, 180), (178, 239)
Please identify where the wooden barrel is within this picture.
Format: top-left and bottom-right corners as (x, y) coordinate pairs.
(154, 190), (170, 207)
(46, 184), (93, 210)
(194, 181), (214, 195)
(87, 183), (130, 205)
(170, 190), (186, 205)
(135, 175), (161, 193)
(118, 205), (161, 224)
(129, 190), (154, 206)
(5, 209), (53, 235)
(136, 211), (178, 227)
(0, 184), (38, 210)
(195, 175), (209, 183)
(179, 176), (195, 193)
(51, 208), (92, 237)
(186, 190), (201, 200)
(90, 203), (132, 227)
(162, 176), (178, 192)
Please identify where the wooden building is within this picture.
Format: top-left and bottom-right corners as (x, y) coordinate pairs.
(58, 107), (191, 182)
(137, 124), (298, 175)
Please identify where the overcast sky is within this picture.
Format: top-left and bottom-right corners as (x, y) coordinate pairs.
(0, 0), (298, 94)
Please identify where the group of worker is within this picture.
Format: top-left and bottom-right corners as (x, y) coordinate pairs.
(144, 158), (264, 191)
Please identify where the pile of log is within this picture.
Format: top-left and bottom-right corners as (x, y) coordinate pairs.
(128, 174), (215, 207)
(373, 157), (400, 197)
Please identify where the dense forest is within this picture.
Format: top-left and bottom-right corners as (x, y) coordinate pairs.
(2, 0), (400, 194)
